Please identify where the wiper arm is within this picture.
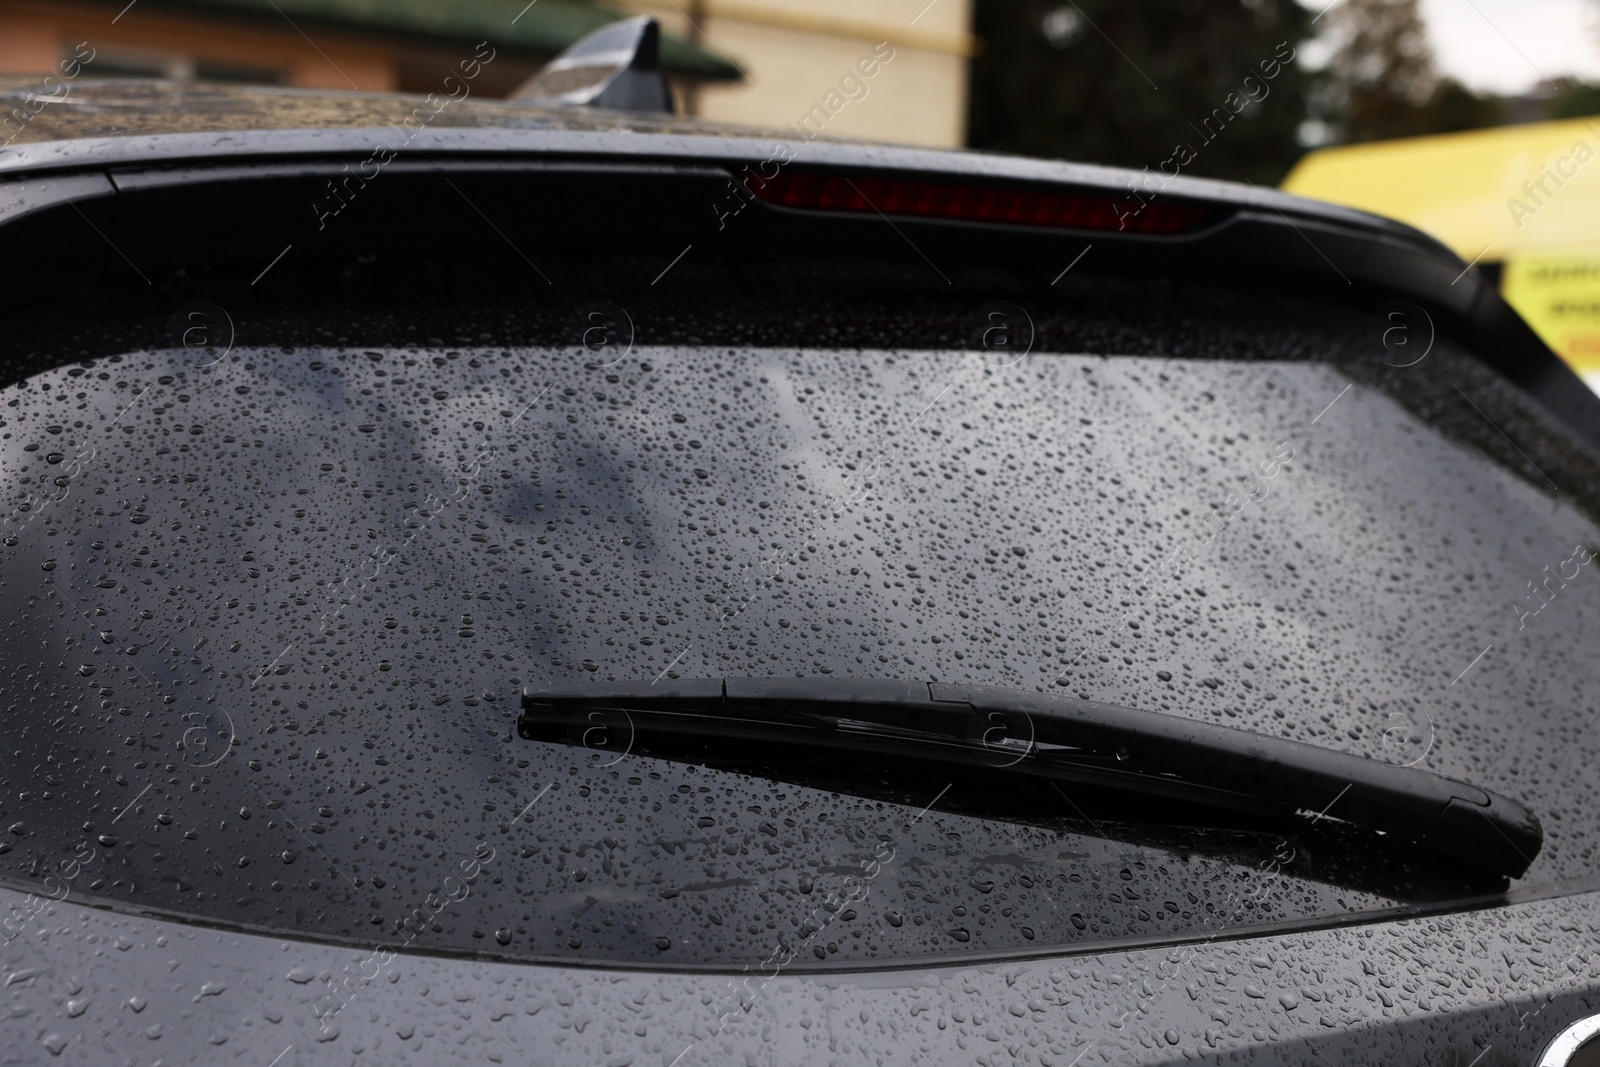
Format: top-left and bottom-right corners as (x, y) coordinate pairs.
(519, 677), (1541, 879)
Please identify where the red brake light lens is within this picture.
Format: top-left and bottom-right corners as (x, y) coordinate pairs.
(749, 172), (1214, 235)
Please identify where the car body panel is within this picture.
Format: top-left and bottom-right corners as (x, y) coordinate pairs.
(2, 882), (1597, 1065)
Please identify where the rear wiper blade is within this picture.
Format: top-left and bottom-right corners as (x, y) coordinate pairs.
(519, 677), (1541, 879)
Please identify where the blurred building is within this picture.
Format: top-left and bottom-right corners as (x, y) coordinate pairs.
(612, 0), (977, 147)
(1285, 118), (1600, 393)
(0, 0), (973, 148)
(0, 0), (737, 101)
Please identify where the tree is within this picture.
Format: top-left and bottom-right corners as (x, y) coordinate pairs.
(1546, 77), (1600, 120)
(1418, 77), (1505, 133)
(1315, 0), (1503, 142)
(1318, 0), (1433, 141)
(967, 0), (1318, 185)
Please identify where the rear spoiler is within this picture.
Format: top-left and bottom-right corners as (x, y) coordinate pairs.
(1, 109), (1598, 455)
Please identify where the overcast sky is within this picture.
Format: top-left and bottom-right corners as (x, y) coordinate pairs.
(1418, 0), (1600, 93)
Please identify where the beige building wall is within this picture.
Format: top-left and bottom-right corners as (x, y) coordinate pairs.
(617, 0), (975, 148)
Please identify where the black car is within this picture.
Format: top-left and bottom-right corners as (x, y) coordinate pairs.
(1, 17), (1599, 1067)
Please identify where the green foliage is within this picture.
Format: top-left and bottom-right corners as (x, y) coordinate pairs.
(1421, 78), (1506, 134)
(1314, 0), (1502, 143)
(968, 0), (1318, 185)
(1546, 81), (1600, 120)
(966, 0), (1510, 180)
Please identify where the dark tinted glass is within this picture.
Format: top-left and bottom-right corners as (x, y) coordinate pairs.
(2, 261), (1596, 970)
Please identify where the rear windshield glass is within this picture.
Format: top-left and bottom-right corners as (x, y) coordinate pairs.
(1, 267), (1597, 970)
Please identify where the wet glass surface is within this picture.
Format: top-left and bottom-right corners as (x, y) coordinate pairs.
(0, 326), (1594, 967)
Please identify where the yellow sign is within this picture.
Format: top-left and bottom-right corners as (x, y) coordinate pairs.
(1502, 253), (1600, 381)
(1282, 117), (1600, 259)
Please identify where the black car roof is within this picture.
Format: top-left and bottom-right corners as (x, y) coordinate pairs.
(0, 78), (1436, 242)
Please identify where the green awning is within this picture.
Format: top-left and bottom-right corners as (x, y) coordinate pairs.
(137, 0), (741, 80)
